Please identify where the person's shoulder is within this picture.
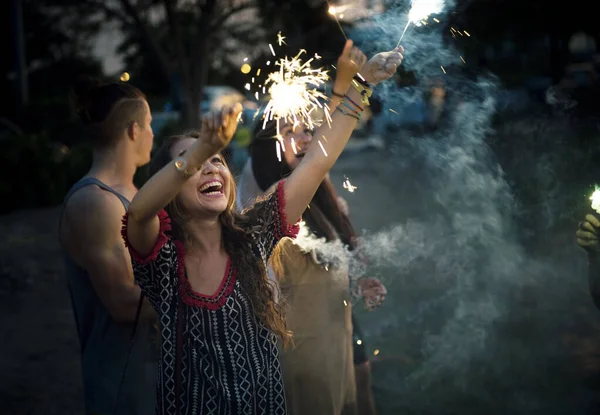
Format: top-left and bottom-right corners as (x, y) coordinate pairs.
(63, 185), (126, 231)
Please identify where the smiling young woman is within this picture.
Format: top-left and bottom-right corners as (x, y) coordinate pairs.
(120, 40), (403, 414)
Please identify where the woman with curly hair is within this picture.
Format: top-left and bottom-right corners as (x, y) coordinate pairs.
(121, 40), (403, 414)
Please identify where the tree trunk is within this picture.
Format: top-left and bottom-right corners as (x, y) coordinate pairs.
(180, 0), (216, 129)
(183, 39), (210, 129)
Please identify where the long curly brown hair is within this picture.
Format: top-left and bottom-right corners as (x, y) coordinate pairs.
(150, 132), (291, 346)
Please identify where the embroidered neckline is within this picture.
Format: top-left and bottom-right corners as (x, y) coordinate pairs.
(174, 240), (237, 310)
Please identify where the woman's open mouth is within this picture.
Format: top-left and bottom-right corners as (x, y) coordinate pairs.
(198, 181), (224, 197)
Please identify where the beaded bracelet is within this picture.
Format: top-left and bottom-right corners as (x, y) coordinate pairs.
(341, 99), (362, 117)
(344, 95), (364, 112)
(336, 105), (360, 120)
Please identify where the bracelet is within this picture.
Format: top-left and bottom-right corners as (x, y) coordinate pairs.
(351, 79), (373, 105)
(336, 105), (360, 120)
(344, 95), (364, 112)
(341, 99), (362, 117)
(331, 90), (345, 98)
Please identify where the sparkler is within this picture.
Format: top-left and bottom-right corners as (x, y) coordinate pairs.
(396, 0), (445, 47)
(328, 3), (349, 40)
(261, 49), (331, 135)
(590, 187), (600, 214)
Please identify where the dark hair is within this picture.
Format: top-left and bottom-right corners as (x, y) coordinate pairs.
(70, 76), (147, 148)
(250, 120), (358, 250)
(149, 132), (291, 345)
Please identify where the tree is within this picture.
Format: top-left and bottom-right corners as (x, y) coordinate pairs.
(2, 0), (103, 128)
(80, 0), (263, 128)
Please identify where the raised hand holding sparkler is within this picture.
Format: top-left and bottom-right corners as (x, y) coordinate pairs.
(329, 40), (368, 111)
(280, 45), (404, 225)
(197, 103), (243, 157)
(360, 46), (404, 85)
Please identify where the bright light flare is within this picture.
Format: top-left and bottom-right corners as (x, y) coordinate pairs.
(590, 187), (600, 213)
(407, 0), (445, 24)
(241, 63), (251, 74)
(397, 0), (445, 46)
(262, 50), (331, 135)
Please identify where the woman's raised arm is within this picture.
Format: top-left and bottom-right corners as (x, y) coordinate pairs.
(282, 46), (404, 224)
(126, 104), (242, 256)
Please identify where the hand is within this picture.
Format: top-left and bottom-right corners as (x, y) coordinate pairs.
(358, 277), (387, 311)
(337, 196), (349, 216)
(334, 40), (368, 93)
(199, 103), (243, 155)
(577, 214), (600, 253)
(360, 46), (404, 86)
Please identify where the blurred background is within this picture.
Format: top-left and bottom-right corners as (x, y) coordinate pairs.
(4, 0), (600, 413)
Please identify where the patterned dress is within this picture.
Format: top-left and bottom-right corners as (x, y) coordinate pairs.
(121, 181), (299, 414)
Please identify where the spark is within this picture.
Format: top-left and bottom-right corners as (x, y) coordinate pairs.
(255, 91), (259, 100)
(373, 349), (380, 356)
(321, 135), (328, 142)
(440, 66), (446, 74)
(277, 31), (287, 46)
(356, 339), (362, 345)
(318, 140), (328, 157)
(236, 111), (243, 123)
(243, 57), (248, 62)
(464, 30), (471, 36)
(120, 72), (130, 82)
(433, 17), (440, 22)
(590, 186), (600, 213)
(244, 83), (251, 91)
(343, 176), (357, 192)
(276, 140), (282, 162)
(343, 300), (348, 307)
(314, 53), (322, 60)
(261, 50), (331, 135)
(291, 137), (298, 154)
(389, 108), (399, 114)
(256, 68), (261, 76)
(252, 77), (255, 83)
(397, 0), (445, 46)
(460, 56), (466, 63)
(269, 43), (276, 56)
(266, 60), (271, 66)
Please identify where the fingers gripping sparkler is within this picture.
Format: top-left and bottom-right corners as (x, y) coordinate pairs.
(396, 0), (445, 47)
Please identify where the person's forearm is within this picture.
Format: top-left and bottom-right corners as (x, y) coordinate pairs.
(128, 143), (212, 223)
(328, 79), (350, 114)
(304, 82), (365, 175)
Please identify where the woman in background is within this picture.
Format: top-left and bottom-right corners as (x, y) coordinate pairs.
(238, 41), (403, 415)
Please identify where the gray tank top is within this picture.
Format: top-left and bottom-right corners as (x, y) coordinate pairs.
(61, 177), (158, 415)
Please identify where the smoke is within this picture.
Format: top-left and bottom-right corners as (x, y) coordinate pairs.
(321, 1), (600, 413)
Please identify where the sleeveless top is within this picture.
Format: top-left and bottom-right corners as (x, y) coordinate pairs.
(61, 177), (158, 415)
